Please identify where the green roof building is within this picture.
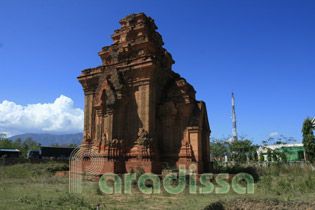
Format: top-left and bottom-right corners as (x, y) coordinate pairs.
(258, 143), (306, 162)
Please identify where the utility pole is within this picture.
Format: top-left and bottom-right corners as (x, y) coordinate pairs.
(232, 92), (238, 142)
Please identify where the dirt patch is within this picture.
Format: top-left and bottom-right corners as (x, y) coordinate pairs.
(204, 198), (315, 210)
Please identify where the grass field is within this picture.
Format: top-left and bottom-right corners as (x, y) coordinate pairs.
(0, 162), (315, 210)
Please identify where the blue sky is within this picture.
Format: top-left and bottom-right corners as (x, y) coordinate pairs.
(0, 0), (314, 144)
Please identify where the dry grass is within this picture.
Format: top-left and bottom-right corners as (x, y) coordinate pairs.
(0, 162), (315, 210)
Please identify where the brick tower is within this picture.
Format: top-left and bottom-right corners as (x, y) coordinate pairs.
(77, 13), (211, 174)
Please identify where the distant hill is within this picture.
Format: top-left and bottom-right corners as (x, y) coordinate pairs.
(9, 133), (83, 146)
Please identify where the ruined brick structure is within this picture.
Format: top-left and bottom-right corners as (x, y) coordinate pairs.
(77, 13), (211, 174)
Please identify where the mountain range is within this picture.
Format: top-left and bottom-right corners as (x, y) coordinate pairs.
(9, 133), (83, 146)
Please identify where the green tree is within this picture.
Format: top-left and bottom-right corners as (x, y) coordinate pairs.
(229, 140), (252, 163)
(12, 138), (22, 148)
(0, 133), (14, 149)
(51, 142), (59, 147)
(210, 139), (228, 160)
(0, 138), (13, 148)
(0, 135), (42, 158)
(248, 148), (253, 161)
(259, 152), (264, 162)
(21, 138), (41, 157)
(69, 144), (77, 148)
(267, 148), (272, 162)
(280, 151), (287, 163)
(272, 150), (278, 162)
(302, 117), (315, 162)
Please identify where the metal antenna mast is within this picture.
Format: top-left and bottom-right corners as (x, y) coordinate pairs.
(232, 92), (238, 142)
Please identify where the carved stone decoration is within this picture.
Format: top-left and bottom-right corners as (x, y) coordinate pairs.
(77, 13), (211, 174)
(136, 128), (154, 158)
(107, 139), (124, 160)
(136, 128), (151, 145)
(82, 132), (92, 145)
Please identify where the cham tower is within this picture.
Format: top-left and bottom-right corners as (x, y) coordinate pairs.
(77, 13), (211, 174)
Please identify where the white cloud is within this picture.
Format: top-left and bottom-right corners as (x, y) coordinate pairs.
(269, 132), (280, 137)
(0, 95), (83, 136)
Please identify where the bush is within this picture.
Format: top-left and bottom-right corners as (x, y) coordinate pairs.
(213, 164), (259, 182)
(0, 162), (69, 179)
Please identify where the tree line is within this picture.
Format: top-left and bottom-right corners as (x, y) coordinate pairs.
(210, 137), (260, 163)
(211, 117), (315, 163)
(210, 135), (295, 163)
(0, 134), (77, 158)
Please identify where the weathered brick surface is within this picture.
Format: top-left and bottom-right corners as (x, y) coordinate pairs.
(77, 13), (211, 174)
